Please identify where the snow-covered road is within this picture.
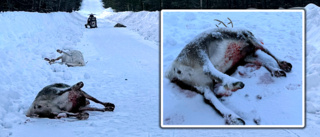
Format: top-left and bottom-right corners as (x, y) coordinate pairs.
(0, 0), (159, 136)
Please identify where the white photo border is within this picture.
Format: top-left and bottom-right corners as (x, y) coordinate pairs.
(160, 9), (306, 128)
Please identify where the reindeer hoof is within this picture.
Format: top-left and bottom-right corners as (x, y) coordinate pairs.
(234, 118), (245, 125)
(86, 100), (90, 105)
(274, 70), (286, 77)
(104, 102), (115, 111)
(279, 61), (292, 72)
(225, 114), (245, 125)
(224, 81), (245, 91)
(233, 82), (245, 90)
(77, 112), (89, 120)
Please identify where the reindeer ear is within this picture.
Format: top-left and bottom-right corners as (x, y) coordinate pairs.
(243, 31), (254, 37)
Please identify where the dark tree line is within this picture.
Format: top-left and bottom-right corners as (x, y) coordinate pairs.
(103, 0), (320, 11)
(1, 0), (320, 12)
(0, 0), (82, 12)
(161, 0), (320, 9)
(102, 0), (161, 11)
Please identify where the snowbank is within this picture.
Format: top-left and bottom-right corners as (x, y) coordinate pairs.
(105, 11), (159, 42)
(305, 3), (320, 114)
(0, 11), (86, 136)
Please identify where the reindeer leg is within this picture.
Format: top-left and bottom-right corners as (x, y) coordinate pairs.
(196, 86), (245, 125)
(53, 111), (89, 120)
(202, 55), (244, 91)
(57, 49), (71, 56)
(81, 91), (115, 111)
(44, 56), (62, 65)
(245, 54), (287, 77)
(70, 81), (114, 111)
(79, 106), (106, 112)
(53, 56), (63, 63)
(253, 44), (292, 72)
(71, 82), (108, 109)
(44, 58), (55, 65)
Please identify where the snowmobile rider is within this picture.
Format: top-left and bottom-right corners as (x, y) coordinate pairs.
(85, 14), (97, 28)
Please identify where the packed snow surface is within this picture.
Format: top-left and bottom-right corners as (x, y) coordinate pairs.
(0, 0), (319, 136)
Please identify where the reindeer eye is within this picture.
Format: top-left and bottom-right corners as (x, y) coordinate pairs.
(177, 70), (181, 74)
(34, 105), (42, 109)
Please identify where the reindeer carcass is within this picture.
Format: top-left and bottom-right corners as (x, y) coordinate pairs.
(26, 82), (115, 120)
(165, 28), (292, 125)
(44, 49), (85, 67)
(114, 23), (126, 28)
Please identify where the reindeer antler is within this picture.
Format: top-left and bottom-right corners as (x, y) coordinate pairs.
(214, 19), (228, 28)
(214, 18), (233, 28)
(227, 18), (233, 28)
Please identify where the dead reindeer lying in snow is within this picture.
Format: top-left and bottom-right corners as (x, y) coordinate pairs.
(44, 49), (86, 67)
(165, 28), (292, 125)
(26, 82), (115, 120)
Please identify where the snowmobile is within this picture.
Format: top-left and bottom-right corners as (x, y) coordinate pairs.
(85, 14), (97, 28)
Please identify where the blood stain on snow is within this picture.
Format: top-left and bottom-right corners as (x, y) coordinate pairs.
(284, 55), (297, 61)
(258, 73), (274, 84)
(245, 63), (262, 71)
(179, 89), (197, 98)
(238, 63), (261, 78)
(164, 114), (185, 125)
(238, 71), (253, 78)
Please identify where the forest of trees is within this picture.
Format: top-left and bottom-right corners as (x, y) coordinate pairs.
(162, 0), (320, 9)
(101, 0), (161, 11)
(1, 0), (320, 12)
(0, 0), (82, 12)
(103, 0), (320, 11)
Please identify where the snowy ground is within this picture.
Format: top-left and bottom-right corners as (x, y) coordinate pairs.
(0, 0), (319, 136)
(162, 10), (304, 127)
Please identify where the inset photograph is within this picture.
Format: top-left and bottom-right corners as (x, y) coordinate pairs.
(161, 10), (305, 128)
